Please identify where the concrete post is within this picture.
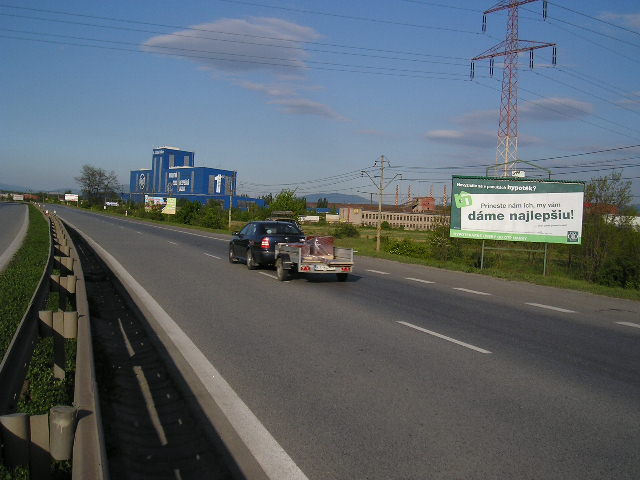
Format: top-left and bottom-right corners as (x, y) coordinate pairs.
(49, 406), (77, 461)
(0, 413), (30, 467)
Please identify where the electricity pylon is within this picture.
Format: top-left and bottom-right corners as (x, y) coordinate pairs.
(472, 0), (556, 177)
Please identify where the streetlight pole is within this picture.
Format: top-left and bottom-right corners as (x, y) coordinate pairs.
(228, 171), (236, 231)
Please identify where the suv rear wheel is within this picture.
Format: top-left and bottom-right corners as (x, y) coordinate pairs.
(228, 245), (238, 263)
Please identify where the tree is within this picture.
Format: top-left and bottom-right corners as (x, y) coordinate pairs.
(268, 189), (307, 216)
(74, 165), (120, 205)
(317, 197), (329, 208)
(577, 172), (639, 286)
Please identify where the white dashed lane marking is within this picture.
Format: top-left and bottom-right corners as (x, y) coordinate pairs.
(366, 269), (390, 275)
(204, 253), (222, 260)
(397, 321), (492, 354)
(406, 277), (435, 284)
(168, 241), (177, 245)
(453, 287), (491, 296)
(525, 303), (576, 313)
(616, 322), (640, 329)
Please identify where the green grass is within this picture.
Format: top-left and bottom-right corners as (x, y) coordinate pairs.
(0, 205), (50, 358)
(17, 337), (76, 415)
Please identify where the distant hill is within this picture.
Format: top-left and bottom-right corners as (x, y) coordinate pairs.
(0, 183), (76, 194)
(0, 183), (29, 192)
(304, 193), (369, 204)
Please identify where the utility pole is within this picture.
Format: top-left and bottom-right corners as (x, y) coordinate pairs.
(362, 155), (401, 252)
(472, 0), (556, 176)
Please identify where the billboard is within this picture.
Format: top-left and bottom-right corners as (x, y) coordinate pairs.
(450, 176), (585, 244)
(162, 197), (176, 215)
(65, 193), (79, 202)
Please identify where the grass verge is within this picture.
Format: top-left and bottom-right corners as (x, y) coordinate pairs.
(0, 205), (49, 358)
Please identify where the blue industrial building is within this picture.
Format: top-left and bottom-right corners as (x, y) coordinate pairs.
(129, 146), (264, 209)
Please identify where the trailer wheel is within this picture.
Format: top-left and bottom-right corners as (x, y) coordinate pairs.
(336, 273), (348, 282)
(276, 258), (289, 281)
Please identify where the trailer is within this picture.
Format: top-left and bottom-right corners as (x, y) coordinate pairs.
(274, 236), (354, 282)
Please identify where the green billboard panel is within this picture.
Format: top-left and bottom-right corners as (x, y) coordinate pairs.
(450, 176), (585, 244)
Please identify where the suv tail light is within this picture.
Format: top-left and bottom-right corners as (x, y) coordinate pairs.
(261, 237), (270, 249)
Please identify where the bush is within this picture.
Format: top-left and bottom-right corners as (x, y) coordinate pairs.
(381, 221), (391, 230)
(332, 223), (360, 238)
(384, 238), (429, 257)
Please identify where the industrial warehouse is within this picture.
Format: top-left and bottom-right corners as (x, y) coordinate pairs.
(128, 146), (265, 209)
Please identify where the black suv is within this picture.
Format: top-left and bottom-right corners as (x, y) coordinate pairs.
(229, 221), (305, 269)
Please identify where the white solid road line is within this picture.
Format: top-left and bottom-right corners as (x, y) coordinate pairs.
(406, 277), (435, 284)
(525, 302), (576, 313)
(259, 272), (277, 279)
(204, 253), (222, 260)
(66, 221), (309, 480)
(453, 287), (491, 296)
(616, 321), (640, 329)
(366, 269), (390, 275)
(397, 321), (492, 354)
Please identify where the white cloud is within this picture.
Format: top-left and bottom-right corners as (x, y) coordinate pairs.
(599, 12), (640, 29)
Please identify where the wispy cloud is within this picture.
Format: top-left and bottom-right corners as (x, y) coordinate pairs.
(142, 17), (345, 120)
(520, 97), (593, 121)
(142, 17), (319, 74)
(599, 12), (640, 29)
(268, 97), (349, 121)
(616, 91), (640, 109)
(424, 129), (497, 148)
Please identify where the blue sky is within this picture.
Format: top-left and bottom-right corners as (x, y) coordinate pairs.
(2, 0), (639, 203)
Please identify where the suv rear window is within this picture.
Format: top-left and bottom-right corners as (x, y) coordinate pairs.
(258, 223), (302, 235)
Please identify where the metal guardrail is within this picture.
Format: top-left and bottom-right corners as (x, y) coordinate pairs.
(0, 209), (108, 479)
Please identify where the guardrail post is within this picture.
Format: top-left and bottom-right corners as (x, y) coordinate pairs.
(49, 406), (77, 461)
(29, 414), (50, 480)
(63, 311), (78, 339)
(38, 310), (53, 337)
(0, 413), (30, 468)
(52, 312), (65, 380)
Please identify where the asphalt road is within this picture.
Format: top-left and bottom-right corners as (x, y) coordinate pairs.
(0, 202), (28, 271)
(53, 205), (640, 480)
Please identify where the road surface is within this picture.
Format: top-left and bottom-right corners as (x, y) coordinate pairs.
(53, 205), (640, 480)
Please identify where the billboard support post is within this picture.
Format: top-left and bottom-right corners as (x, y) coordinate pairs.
(479, 241), (550, 275)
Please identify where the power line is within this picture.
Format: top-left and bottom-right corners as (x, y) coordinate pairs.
(2, 29), (470, 76)
(547, 1), (640, 38)
(521, 5), (640, 49)
(215, 0), (493, 36)
(473, 79), (640, 142)
(528, 69), (640, 118)
(0, 34), (474, 81)
(0, 11), (471, 65)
